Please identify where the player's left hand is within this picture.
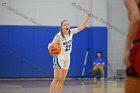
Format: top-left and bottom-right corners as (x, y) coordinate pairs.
(87, 13), (92, 18)
(124, 49), (131, 67)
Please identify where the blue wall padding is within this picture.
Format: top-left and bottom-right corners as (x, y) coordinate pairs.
(0, 25), (107, 78)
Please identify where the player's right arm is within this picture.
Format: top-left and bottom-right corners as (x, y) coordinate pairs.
(48, 33), (60, 49)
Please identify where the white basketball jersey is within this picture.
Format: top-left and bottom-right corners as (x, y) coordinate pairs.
(52, 28), (78, 55)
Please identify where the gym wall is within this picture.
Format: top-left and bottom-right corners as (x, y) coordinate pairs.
(0, 0), (107, 78)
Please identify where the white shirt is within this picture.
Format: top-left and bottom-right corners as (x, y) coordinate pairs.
(52, 28), (78, 55)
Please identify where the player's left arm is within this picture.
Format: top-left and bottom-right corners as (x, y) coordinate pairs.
(124, 0), (140, 67)
(77, 13), (92, 32)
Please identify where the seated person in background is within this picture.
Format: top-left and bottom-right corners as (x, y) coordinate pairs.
(93, 51), (105, 78)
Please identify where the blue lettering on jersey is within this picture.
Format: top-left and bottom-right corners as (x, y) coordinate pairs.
(63, 40), (72, 45)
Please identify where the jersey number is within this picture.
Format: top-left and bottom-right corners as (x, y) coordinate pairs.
(65, 44), (71, 51)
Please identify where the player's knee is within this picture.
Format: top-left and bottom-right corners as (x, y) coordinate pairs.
(58, 79), (65, 85)
(53, 78), (59, 83)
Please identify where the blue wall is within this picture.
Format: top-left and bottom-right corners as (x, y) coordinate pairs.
(0, 25), (107, 78)
(87, 27), (108, 78)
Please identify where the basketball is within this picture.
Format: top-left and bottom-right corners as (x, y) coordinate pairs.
(48, 43), (61, 56)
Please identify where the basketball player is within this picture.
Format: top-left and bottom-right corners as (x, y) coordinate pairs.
(48, 13), (91, 93)
(124, 0), (140, 93)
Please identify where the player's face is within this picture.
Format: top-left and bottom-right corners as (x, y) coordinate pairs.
(62, 21), (70, 32)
